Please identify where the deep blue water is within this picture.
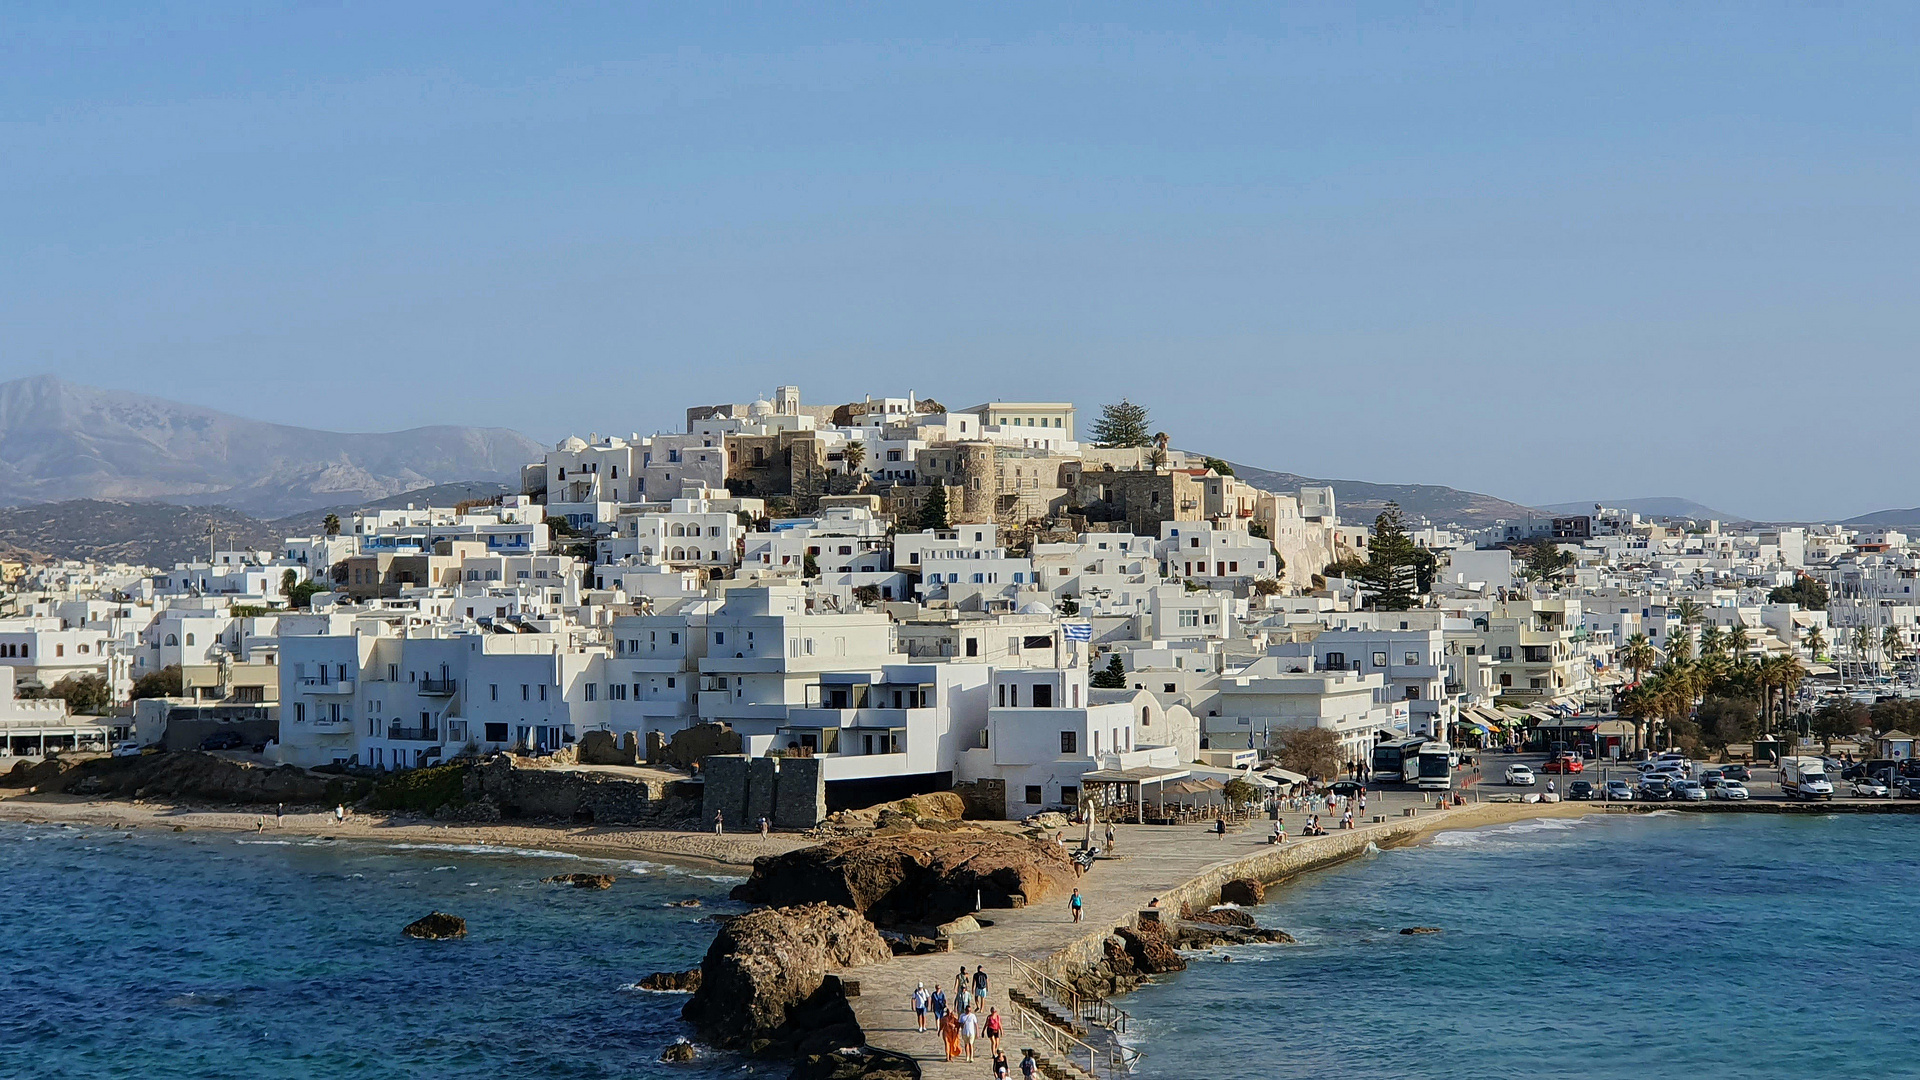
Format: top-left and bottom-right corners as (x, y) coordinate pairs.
(1125, 812), (1920, 1080)
(0, 821), (763, 1080)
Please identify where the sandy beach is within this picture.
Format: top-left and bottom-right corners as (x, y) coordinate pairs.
(0, 790), (810, 872)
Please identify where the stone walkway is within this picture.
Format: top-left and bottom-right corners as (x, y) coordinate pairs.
(844, 787), (1484, 1080)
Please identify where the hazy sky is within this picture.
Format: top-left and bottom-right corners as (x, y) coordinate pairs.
(5, 4), (1915, 521)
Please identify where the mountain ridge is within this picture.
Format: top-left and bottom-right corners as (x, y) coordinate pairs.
(0, 375), (543, 517)
(1222, 462), (1540, 527)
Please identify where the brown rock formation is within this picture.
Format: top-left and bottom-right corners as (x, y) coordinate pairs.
(639, 969), (702, 992)
(730, 829), (1077, 927)
(1220, 878), (1266, 906)
(543, 873), (615, 889)
(1114, 919), (1186, 975)
(659, 1040), (696, 1063)
(402, 912), (467, 939)
(1400, 926), (1443, 935)
(680, 903), (890, 1055)
(1184, 907), (1257, 928)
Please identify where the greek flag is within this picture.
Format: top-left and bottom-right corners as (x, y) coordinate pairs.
(1063, 622), (1093, 642)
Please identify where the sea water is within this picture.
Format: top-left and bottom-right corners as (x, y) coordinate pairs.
(0, 821), (770, 1079)
(1124, 812), (1920, 1080)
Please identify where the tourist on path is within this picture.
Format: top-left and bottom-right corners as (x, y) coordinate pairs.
(957, 985), (972, 1016)
(957, 965), (971, 998)
(931, 986), (948, 1025)
(713, 811), (724, 836)
(991, 1048), (1010, 1078)
(1021, 1049), (1039, 1079)
(973, 965), (989, 1003)
(939, 1009), (963, 1061)
(960, 1006), (979, 1061)
(912, 983), (929, 1032)
(759, 814), (769, 838)
(1214, 815), (1226, 839)
(276, 803), (284, 828)
(985, 1006), (1003, 1053)
(1070, 888), (1083, 923)
(1104, 821), (1115, 853)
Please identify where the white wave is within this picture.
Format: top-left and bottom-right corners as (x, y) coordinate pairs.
(466, 882), (480, 887)
(382, 842), (584, 860)
(432, 865), (458, 871)
(618, 982), (695, 994)
(234, 839), (294, 846)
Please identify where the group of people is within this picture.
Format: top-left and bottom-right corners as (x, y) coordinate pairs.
(914, 965), (1029, 1075)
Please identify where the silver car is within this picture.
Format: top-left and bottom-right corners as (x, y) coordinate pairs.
(1710, 780), (1751, 800)
(1852, 777), (1891, 798)
(1670, 779), (1708, 802)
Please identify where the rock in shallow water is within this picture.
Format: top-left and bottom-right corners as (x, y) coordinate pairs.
(1400, 926), (1443, 935)
(402, 912), (467, 939)
(542, 873), (615, 889)
(659, 1040), (696, 1062)
(639, 969), (702, 992)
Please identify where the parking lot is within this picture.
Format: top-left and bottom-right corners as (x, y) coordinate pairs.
(1464, 749), (1918, 806)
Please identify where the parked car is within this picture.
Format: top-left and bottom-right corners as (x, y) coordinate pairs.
(110, 741), (143, 758)
(1566, 780), (1596, 800)
(1722, 764), (1752, 782)
(1700, 769), (1725, 788)
(1670, 779), (1708, 802)
(1899, 778), (1920, 800)
(1543, 756), (1584, 774)
(1852, 777), (1891, 798)
(200, 731), (244, 751)
(1710, 780), (1751, 801)
(1636, 777), (1673, 801)
(1604, 780), (1636, 801)
(1506, 765), (1537, 787)
(1328, 780), (1367, 797)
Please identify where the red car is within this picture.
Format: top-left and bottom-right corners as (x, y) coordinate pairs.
(1542, 756), (1584, 774)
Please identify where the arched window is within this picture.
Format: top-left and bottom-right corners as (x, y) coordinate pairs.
(184, 634), (195, 646)
(1142, 706), (1152, 727)
(164, 634), (178, 647)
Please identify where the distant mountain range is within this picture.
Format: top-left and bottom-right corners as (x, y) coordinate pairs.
(0, 375), (543, 517)
(1840, 506), (1920, 528)
(1223, 462), (1539, 528)
(0, 483), (518, 568)
(1536, 497), (1741, 522)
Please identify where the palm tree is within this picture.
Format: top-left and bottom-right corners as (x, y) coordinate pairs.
(1697, 623), (1726, 660)
(323, 513), (341, 537)
(1622, 633), (1657, 688)
(1883, 626), (1905, 667)
(1775, 654), (1807, 733)
(1620, 682), (1660, 753)
(1852, 625), (1877, 676)
(1666, 627), (1695, 665)
(1727, 623), (1751, 658)
(1672, 598), (1703, 629)
(1805, 627), (1826, 661)
(843, 440), (866, 473)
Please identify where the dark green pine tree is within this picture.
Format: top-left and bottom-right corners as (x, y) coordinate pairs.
(1090, 399), (1152, 448)
(1359, 502), (1420, 611)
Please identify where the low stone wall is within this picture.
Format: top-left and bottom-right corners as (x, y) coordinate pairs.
(462, 757), (697, 825)
(703, 754), (826, 830)
(1037, 816), (1431, 983)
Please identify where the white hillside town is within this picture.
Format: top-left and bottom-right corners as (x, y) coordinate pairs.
(2, 387), (1909, 820)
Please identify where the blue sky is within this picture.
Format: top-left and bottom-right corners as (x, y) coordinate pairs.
(4, 3), (1915, 521)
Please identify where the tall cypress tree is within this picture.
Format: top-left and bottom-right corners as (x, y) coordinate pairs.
(1359, 502), (1419, 611)
(917, 486), (950, 530)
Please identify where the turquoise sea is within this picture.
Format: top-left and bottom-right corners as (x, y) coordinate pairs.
(0, 820), (759, 1080)
(1124, 811), (1920, 1080)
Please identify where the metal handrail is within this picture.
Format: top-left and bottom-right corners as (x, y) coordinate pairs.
(1007, 998), (1140, 1078)
(1006, 953), (1134, 1038)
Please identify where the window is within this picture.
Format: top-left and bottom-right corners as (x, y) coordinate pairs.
(1178, 610), (1199, 628)
(714, 632), (725, 645)
(1325, 652), (1346, 669)
(1163, 683), (1176, 694)
(1497, 646), (1514, 661)
(1143, 706), (1153, 725)
(1059, 785), (1078, 805)
(1405, 652), (1419, 665)
(485, 722), (508, 742)
(539, 685), (548, 702)
(1372, 652), (1388, 667)
(1500, 673), (1513, 687)
(965, 638), (978, 658)
(1023, 635), (1052, 650)
(584, 684), (597, 701)
(1026, 785), (1044, 805)
(522, 685), (530, 701)
(1060, 731), (1077, 754)
(1406, 686), (1421, 700)
(1032, 684), (1053, 708)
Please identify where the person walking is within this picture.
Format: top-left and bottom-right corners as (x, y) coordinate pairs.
(276, 802), (284, 828)
(956, 984), (972, 1017)
(1021, 1049), (1039, 1080)
(713, 810), (724, 836)
(939, 1008), (962, 1062)
(959, 1005), (979, 1062)
(984, 1006), (1003, 1054)
(991, 1048), (1010, 1079)
(1214, 815), (1226, 839)
(1070, 888), (1083, 923)
(911, 983), (929, 1033)
(956, 965), (970, 999)
(1104, 820), (1115, 854)
(758, 814), (770, 838)
(930, 986), (948, 1027)
(972, 965), (989, 1004)
(334, 804), (345, 824)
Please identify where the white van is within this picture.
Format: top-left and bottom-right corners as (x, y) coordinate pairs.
(1780, 757), (1834, 800)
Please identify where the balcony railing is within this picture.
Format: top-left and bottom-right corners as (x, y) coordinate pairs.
(299, 677), (355, 694)
(419, 678), (456, 695)
(387, 726), (441, 742)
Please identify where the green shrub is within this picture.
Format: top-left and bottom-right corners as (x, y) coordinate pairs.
(367, 764), (468, 813)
